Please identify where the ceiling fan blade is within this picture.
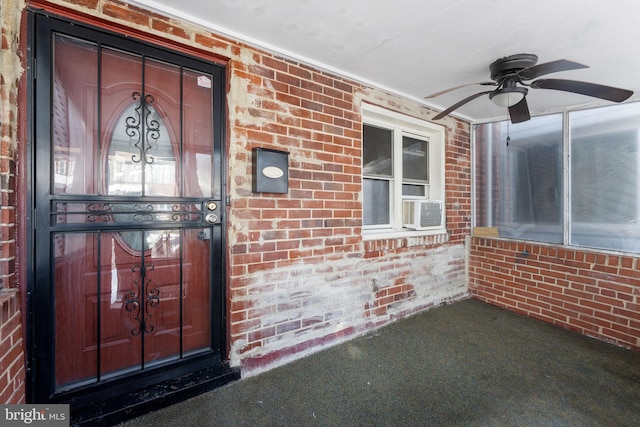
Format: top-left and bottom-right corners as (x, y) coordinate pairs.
(432, 91), (494, 120)
(508, 97), (531, 123)
(531, 78), (633, 102)
(517, 59), (588, 80)
(425, 82), (496, 98)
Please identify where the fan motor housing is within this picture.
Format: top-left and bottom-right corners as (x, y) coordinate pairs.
(490, 53), (538, 81)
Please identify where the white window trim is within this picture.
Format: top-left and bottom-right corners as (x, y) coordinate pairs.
(361, 103), (447, 241)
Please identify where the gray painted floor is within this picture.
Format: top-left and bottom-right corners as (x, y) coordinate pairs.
(120, 298), (640, 426)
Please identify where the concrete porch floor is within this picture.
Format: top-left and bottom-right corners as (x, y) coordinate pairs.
(120, 298), (640, 426)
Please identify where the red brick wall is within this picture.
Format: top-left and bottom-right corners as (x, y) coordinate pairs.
(470, 237), (640, 351)
(446, 121), (472, 241)
(226, 57), (470, 373)
(16, 0), (471, 380)
(1, 0), (25, 405)
(0, 290), (25, 403)
(0, 0), (20, 293)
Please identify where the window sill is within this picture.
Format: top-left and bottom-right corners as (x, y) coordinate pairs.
(362, 227), (448, 242)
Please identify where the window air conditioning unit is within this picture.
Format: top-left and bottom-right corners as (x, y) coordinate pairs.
(403, 200), (443, 229)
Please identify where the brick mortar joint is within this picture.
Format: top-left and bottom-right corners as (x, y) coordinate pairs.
(0, 287), (18, 301)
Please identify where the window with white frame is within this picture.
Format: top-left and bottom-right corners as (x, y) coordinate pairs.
(362, 104), (446, 237)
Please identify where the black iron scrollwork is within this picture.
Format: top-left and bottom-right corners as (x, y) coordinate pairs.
(133, 203), (154, 212)
(132, 204), (154, 222)
(170, 204), (190, 221)
(124, 264), (159, 336)
(132, 213), (154, 222)
(127, 92), (158, 165)
(171, 213), (190, 221)
(87, 203), (112, 223)
(171, 204), (189, 212)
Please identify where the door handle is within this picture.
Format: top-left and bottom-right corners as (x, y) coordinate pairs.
(205, 213), (218, 224)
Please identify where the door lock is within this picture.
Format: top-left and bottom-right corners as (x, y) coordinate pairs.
(206, 201), (217, 211)
(205, 213), (218, 224)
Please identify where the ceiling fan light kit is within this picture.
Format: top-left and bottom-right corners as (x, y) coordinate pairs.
(489, 86), (528, 107)
(427, 53), (633, 123)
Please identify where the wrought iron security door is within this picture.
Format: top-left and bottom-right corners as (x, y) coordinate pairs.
(31, 16), (226, 402)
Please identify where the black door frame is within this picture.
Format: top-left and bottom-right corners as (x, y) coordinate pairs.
(26, 10), (234, 419)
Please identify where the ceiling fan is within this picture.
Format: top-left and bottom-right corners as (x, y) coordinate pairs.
(426, 53), (634, 123)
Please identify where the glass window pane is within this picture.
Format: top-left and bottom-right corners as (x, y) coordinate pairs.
(182, 228), (212, 352)
(402, 135), (428, 182)
(570, 103), (640, 252)
(363, 178), (390, 225)
(402, 184), (425, 197)
(144, 59), (181, 197)
(475, 114), (563, 243)
(183, 69), (214, 197)
(144, 229), (182, 363)
(54, 232), (99, 389)
(363, 125), (392, 177)
(101, 47), (143, 196)
(53, 35), (99, 195)
(100, 232), (143, 377)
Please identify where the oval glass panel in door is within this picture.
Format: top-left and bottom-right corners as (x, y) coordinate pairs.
(107, 98), (176, 197)
(107, 98), (177, 251)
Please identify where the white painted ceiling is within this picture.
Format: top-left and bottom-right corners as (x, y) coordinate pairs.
(127, 0), (640, 123)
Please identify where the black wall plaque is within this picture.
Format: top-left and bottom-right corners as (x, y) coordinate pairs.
(252, 148), (289, 193)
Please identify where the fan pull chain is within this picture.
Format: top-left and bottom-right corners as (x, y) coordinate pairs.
(506, 119), (510, 146)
